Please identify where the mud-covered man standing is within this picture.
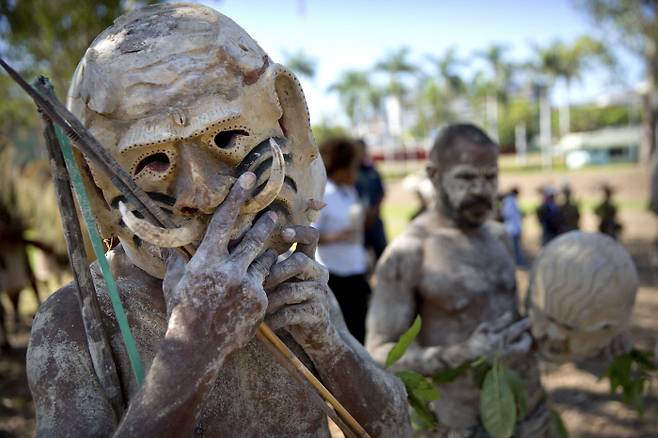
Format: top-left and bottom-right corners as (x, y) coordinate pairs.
(366, 124), (551, 437)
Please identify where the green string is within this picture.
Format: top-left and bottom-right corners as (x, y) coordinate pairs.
(55, 126), (145, 386)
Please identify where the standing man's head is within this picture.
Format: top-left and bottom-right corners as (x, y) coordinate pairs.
(562, 184), (572, 203)
(427, 123), (498, 229)
(319, 138), (362, 186)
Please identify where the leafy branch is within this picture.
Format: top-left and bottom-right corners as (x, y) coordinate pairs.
(385, 315), (440, 430)
(385, 317), (569, 437)
(603, 348), (656, 415)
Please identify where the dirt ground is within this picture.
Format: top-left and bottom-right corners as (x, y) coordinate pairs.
(1, 164), (657, 437)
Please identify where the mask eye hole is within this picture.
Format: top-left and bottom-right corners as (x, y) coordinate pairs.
(214, 129), (249, 149)
(134, 152), (171, 176)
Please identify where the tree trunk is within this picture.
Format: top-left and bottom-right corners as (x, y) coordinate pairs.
(559, 81), (571, 137)
(539, 87), (552, 169)
(645, 41), (658, 213)
(486, 94), (499, 142)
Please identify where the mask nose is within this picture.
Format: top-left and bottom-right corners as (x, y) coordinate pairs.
(173, 142), (234, 215)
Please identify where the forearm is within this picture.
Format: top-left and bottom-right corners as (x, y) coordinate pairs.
(304, 328), (412, 437)
(370, 340), (472, 376)
(114, 309), (238, 437)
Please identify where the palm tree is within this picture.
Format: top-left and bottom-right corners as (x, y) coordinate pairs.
(475, 44), (515, 142)
(283, 49), (317, 80)
(408, 48), (466, 138)
(527, 42), (564, 167)
(560, 36), (615, 135)
(328, 70), (372, 129)
(427, 47), (466, 98)
(532, 37), (614, 138)
(374, 47), (418, 137)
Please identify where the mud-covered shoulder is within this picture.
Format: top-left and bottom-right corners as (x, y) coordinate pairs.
(27, 283), (116, 437)
(375, 224), (424, 286)
(485, 220), (514, 257)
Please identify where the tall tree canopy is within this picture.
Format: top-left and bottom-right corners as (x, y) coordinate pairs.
(576, 0), (658, 159)
(0, 0), (156, 160)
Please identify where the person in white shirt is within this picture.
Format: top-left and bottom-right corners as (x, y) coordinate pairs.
(315, 138), (371, 343)
(501, 187), (526, 266)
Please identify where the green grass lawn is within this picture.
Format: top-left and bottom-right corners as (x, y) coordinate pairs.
(381, 202), (417, 240)
(378, 154), (638, 182)
(381, 197), (647, 243)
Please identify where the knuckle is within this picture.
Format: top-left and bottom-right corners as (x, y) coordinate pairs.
(290, 252), (307, 265)
(239, 236), (263, 256)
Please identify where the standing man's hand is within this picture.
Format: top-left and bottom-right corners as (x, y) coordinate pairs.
(465, 312), (532, 362)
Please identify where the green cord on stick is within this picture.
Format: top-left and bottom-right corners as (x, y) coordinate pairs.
(55, 126), (145, 386)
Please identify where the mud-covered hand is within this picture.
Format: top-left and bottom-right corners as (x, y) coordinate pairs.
(465, 312), (532, 362)
(162, 172), (278, 355)
(263, 225), (335, 350)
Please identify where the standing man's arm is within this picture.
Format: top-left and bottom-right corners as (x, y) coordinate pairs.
(365, 233), (530, 376)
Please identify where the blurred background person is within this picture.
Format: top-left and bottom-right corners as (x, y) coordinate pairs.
(355, 139), (387, 264)
(559, 184), (581, 233)
(536, 186), (561, 246)
(501, 186), (527, 266)
(595, 184), (622, 239)
(316, 137), (370, 343)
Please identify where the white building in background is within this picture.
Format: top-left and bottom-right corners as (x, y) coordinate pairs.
(556, 125), (640, 169)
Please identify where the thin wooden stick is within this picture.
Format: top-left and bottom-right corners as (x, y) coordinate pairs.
(40, 114), (125, 417)
(253, 329), (358, 438)
(258, 325), (371, 437)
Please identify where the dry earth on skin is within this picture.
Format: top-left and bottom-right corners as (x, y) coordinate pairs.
(2, 164), (658, 437)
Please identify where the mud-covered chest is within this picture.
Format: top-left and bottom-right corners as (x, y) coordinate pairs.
(417, 232), (516, 312)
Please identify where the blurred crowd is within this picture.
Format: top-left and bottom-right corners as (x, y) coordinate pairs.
(497, 182), (623, 268)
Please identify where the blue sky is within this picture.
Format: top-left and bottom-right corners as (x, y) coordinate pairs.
(202, 0), (644, 124)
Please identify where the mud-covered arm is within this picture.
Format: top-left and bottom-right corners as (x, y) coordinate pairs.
(263, 226), (411, 437)
(307, 290), (412, 438)
(27, 286), (118, 437)
(366, 233), (532, 377)
(365, 235), (477, 375)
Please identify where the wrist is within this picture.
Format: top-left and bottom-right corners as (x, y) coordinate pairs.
(295, 323), (347, 365)
(165, 305), (243, 360)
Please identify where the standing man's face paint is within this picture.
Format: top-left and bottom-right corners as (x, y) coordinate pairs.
(430, 140), (498, 228)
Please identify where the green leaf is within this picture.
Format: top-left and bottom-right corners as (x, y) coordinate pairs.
(386, 315), (422, 368)
(549, 409), (570, 438)
(433, 362), (469, 384)
(602, 348), (653, 415)
(503, 368), (528, 419)
(480, 360), (516, 438)
(408, 391), (439, 430)
(396, 370), (440, 401)
(630, 348), (657, 371)
(471, 359), (493, 388)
